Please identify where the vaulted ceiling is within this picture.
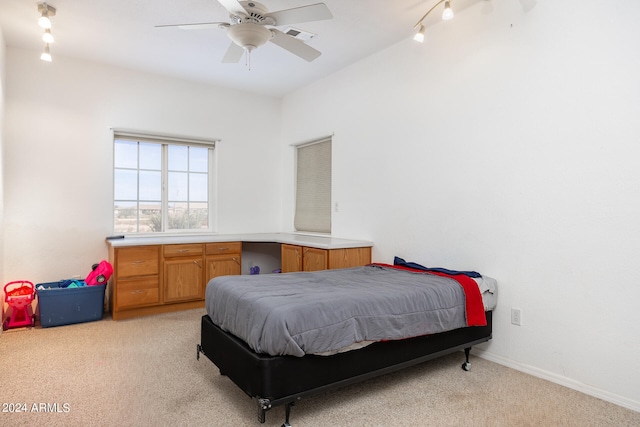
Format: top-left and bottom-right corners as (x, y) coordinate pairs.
(0, 0), (429, 96)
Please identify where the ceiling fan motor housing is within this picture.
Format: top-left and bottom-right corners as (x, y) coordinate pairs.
(237, 1), (272, 23)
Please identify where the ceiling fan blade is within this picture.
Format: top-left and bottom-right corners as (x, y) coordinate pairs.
(269, 29), (321, 62)
(222, 42), (245, 63)
(155, 22), (228, 30)
(265, 3), (333, 26)
(217, 0), (248, 17)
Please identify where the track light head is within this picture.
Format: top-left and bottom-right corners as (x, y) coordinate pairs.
(413, 24), (426, 43)
(41, 43), (52, 62)
(42, 28), (55, 44)
(442, 1), (454, 20)
(37, 3), (56, 29)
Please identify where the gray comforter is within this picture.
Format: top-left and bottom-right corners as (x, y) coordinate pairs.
(205, 265), (468, 357)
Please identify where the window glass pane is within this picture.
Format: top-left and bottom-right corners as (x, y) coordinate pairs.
(167, 202), (187, 230)
(114, 169), (138, 200)
(168, 172), (188, 201)
(189, 147), (208, 172)
(113, 133), (214, 234)
(139, 171), (161, 201)
(189, 203), (209, 229)
(139, 142), (161, 170)
(139, 203), (162, 233)
(114, 201), (138, 233)
(114, 140), (138, 169)
(168, 145), (188, 171)
(189, 173), (208, 202)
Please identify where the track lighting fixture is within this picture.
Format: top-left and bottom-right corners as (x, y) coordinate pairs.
(37, 3), (57, 61)
(413, 0), (455, 43)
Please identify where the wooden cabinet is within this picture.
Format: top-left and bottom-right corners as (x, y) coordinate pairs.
(163, 244), (204, 303)
(327, 247), (372, 269)
(205, 242), (242, 281)
(111, 245), (161, 320)
(281, 244), (371, 273)
(303, 247), (328, 271)
(110, 242), (241, 320)
(281, 244), (303, 272)
(109, 236), (370, 320)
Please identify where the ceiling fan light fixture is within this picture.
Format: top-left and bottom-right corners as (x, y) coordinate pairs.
(442, 1), (454, 20)
(227, 22), (272, 50)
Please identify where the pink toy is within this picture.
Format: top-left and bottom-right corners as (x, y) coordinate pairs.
(3, 281), (36, 330)
(85, 260), (113, 286)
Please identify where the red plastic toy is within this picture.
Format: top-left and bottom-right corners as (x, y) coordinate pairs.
(3, 281), (36, 330)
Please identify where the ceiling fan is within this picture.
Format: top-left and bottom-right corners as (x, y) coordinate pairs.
(157, 0), (333, 63)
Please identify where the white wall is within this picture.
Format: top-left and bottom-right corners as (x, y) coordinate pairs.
(282, 0), (640, 411)
(4, 48), (282, 284)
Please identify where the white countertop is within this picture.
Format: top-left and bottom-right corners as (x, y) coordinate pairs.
(106, 232), (373, 250)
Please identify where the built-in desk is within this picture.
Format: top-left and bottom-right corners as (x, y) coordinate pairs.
(106, 233), (372, 320)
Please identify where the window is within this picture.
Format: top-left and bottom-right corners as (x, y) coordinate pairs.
(294, 137), (332, 233)
(113, 130), (217, 234)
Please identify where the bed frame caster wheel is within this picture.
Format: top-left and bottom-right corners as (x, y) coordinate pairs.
(461, 362), (471, 371)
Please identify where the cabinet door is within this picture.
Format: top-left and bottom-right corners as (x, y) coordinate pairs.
(303, 247), (328, 271)
(164, 258), (203, 303)
(281, 244), (303, 273)
(205, 254), (241, 283)
(328, 247), (372, 269)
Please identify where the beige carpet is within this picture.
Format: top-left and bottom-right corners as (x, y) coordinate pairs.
(0, 309), (638, 427)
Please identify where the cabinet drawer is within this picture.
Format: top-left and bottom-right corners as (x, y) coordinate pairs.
(116, 277), (160, 308)
(164, 244), (203, 257)
(205, 242), (242, 255)
(116, 246), (160, 278)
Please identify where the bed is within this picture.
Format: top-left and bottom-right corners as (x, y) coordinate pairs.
(198, 260), (497, 426)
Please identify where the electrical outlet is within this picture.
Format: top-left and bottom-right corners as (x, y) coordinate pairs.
(511, 308), (522, 326)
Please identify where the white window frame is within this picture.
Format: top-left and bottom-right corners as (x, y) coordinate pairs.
(293, 136), (332, 234)
(112, 129), (218, 235)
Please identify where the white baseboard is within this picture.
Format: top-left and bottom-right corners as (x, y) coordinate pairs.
(472, 349), (640, 413)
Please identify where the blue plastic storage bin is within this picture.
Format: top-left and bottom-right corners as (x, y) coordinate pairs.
(36, 281), (106, 328)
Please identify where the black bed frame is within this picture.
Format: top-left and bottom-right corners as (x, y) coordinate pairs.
(198, 311), (492, 426)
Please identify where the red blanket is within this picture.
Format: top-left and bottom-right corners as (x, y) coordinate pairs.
(370, 263), (487, 327)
